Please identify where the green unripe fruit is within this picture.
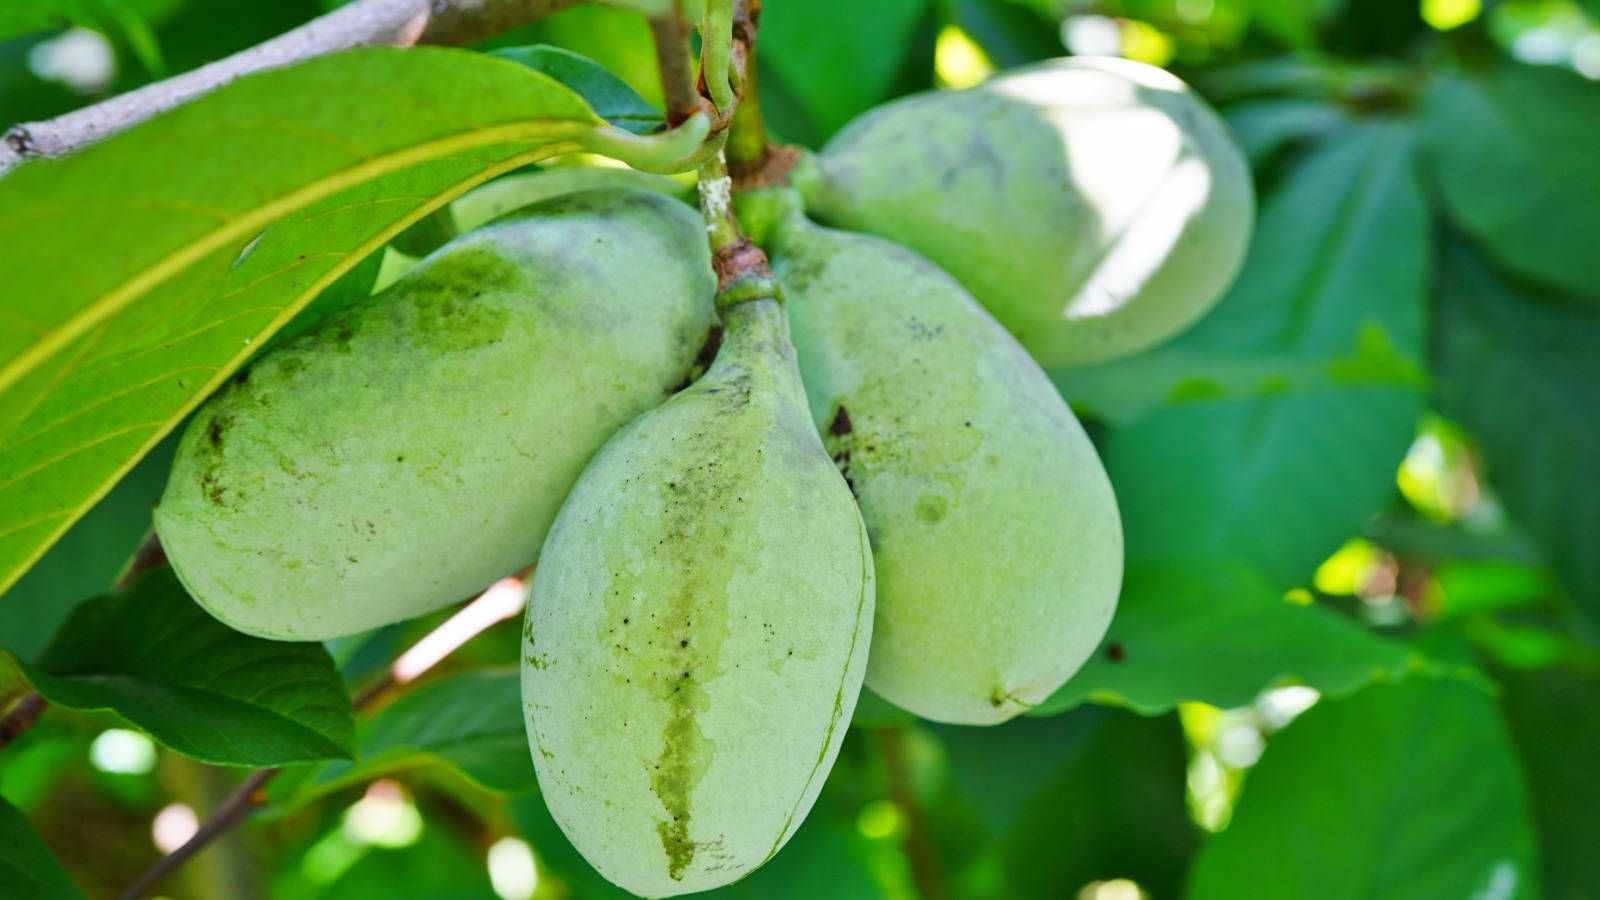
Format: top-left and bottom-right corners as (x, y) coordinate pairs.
(803, 56), (1253, 367)
(767, 209), (1123, 725)
(156, 189), (715, 640)
(524, 296), (873, 897)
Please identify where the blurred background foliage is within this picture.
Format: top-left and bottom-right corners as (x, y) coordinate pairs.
(1, 0), (1597, 898)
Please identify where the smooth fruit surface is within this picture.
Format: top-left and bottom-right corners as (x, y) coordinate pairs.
(769, 210), (1123, 724)
(805, 55), (1253, 367)
(523, 296), (873, 897)
(156, 189), (715, 640)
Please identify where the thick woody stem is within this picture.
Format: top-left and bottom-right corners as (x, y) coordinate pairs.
(0, 0), (582, 174)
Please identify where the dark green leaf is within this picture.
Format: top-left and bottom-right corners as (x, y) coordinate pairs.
(1188, 679), (1537, 899)
(0, 795), (83, 899)
(1034, 559), (1427, 716)
(1000, 709), (1198, 899)
(0, 431), (173, 660)
(1422, 64), (1600, 304)
(1495, 664), (1600, 899)
(0, 49), (609, 595)
(5, 567), (353, 766)
(1071, 120), (1428, 585)
(850, 686), (915, 730)
(283, 668), (533, 802)
(937, 0), (1062, 69)
(491, 45), (662, 134)
(1249, 0), (1343, 47)
(1433, 238), (1600, 619)
(760, 0), (930, 140)
(1224, 97), (1348, 165)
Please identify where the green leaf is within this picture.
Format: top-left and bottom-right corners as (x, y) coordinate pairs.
(0, 795), (82, 899)
(1034, 560), (1427, 716)
(0, 430), (173, 660)
(1187, 679), (1538, 899)
(1223, 97), (1348, 165)
(850, 686), (915, 729)
(1422, 64), (1600, 304)
(1433, 239), (1600, 619)
(991, 709), (1198, 899)
(1073, 120), (1428, 585)
(760, 0), (930, 140)
(282, 668), (533, 802)
(491, 45), (663, 134)
(0, 48), (613, 596)
(1249, 0), (1343, 47)
(1494, 664), (1600, 898)
(937, 0), (1063, 69)
(3, 567), (353, 766)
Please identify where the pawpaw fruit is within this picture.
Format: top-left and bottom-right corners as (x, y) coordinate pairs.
(156, 188), (715, 640)
(801, 56), (1253, 367)
(523, 292), (872, 896)
(766, 203), (1123, 724)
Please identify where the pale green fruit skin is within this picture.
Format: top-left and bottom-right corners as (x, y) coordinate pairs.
(769, 211), (1123, 725)
(805, 55), (1254, 368)
(155, 189), (715, 641)
(524, 298), (873, 897)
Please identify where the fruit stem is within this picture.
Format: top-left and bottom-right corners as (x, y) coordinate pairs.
(724, 44), (769, 171)
(697, 152), (783, 310)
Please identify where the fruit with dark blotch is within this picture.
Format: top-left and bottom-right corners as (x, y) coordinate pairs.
(523, 295), (873, 896)
(155, 189), (715, 640)
(802, 56), (1254, 367)
(768, 208), (1123, 725)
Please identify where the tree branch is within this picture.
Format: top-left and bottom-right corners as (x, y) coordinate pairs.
(116, 573), (531, 900)
(0, 0), (583, 174)
(876, 726), (948, 900)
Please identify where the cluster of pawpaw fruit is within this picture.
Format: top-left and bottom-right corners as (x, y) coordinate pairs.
(154, 57), (1251, 896)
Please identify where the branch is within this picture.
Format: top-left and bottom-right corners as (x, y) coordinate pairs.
(876, 726), (948, 900)
(0, 0), (582, 174)
(116, 573), (530, 900)
(648, 10), (703, 127)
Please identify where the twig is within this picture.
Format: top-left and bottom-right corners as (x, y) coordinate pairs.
(876, 726), (948, 900)
(0, 693), (46, 752)
(0, 0), (582, 174)
(648, 10), (704, 127)
(118, 768), (277, 900)
(116, 573), (530, 900)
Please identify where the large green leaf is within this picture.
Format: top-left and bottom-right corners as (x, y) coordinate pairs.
(1033, 560), (1427, 716)
(1433, 239), (1600, 619)
(0, 46), (696, 597)
(1495, 664), (1600, 899)
(279, 668), (534, 803)
(2, 567), (354, 766)
(998, 710), (1197, 899)
(0, 795), (82, 899)
(1422, 63), (1600, 304)
(759, 0), (930, 142)
(1187, 679), (1538, 899)
(1065, 120), (1428, 585)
